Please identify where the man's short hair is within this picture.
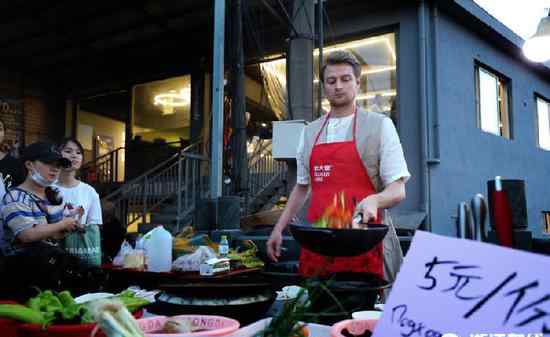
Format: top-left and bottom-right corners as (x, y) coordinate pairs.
(320, 50), (362, 83)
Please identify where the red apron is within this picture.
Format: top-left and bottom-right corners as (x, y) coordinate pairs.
(298, 111), (384, 279)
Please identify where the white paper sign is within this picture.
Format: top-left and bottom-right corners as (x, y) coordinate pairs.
(373, 231), (549, 337)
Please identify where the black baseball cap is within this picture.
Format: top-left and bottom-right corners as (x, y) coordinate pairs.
(21, 141), (71, 168)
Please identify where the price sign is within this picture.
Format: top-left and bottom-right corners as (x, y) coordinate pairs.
(373, 231), (549, 337)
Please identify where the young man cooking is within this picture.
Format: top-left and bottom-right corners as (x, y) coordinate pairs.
(266, 50), (410, 282)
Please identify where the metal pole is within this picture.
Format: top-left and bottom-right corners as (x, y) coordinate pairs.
(317, 0), (324, 117)
(418, 0), (432, 231)
(190, 66), (205, 144)
(230, 0), (248, 196)
(210, 0), (226, 199)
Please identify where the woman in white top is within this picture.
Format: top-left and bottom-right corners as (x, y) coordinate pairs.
(55, 138), (102, 226)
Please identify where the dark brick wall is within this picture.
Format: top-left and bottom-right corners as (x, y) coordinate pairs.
(0, 68), (65, 148)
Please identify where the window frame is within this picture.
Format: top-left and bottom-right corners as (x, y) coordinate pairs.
(535, 93), (550, 151)
(474, 62), (512, 139)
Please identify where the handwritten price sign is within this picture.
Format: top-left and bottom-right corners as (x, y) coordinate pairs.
(372, 231), (549, 337)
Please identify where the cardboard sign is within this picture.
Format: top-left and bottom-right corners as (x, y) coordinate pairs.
(373, 231), (549, 337)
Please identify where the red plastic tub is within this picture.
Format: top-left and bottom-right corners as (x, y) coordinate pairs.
(0, 300), (20, 337)
(0, 317), (19, 337)
(17, 309), (143, 337)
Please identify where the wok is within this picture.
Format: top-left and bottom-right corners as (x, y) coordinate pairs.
(289, 224), (388, 257)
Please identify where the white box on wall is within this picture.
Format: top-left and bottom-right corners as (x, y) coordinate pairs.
(272, 120), (307, 159)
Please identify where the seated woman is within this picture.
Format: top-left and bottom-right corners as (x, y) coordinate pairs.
(0, 142), (78, 298)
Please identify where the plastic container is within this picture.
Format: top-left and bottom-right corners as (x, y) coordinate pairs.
(145, 226), (173, 272)
(330, 319), (378, 337)
(138, 314), (240, 336)
(218, 235), (229, 257)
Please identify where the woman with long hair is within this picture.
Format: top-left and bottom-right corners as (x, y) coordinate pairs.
(55, 138), (102, 226)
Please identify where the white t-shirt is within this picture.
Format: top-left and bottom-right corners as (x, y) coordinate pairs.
(0, 175), (5, 203)
(54, 181), (103, 225)
(296, 114), (411, 186)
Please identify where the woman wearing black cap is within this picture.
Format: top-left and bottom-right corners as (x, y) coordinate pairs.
(0, 142), (83, 299)
(0, 142), (78, 255)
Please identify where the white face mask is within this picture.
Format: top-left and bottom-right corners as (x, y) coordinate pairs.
(30, 164), (57, 187)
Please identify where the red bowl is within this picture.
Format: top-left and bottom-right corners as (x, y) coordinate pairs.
(0, 300), (20, 337)
(17, 309), (144, 337)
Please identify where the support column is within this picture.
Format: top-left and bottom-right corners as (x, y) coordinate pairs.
(210, 0), (226, 199)
(190, 65), (205, 145)
(287, 0), (315, 122)
(286, 0), (315, 193)
(230, 0), (248, 196)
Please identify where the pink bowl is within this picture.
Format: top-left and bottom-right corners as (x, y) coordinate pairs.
(331, 319), (378, 337)
(138, 315), (240, 337)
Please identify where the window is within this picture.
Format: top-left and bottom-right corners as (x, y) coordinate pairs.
(536, 95), (550, 150)
(132, 75), (191, 143)
(256, 32), (398, 121)
(475, 65), (511, 138)
(314, 33), (398, 119)
(543, 211), (550, 235)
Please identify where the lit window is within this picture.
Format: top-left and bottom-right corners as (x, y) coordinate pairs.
(132, 75), (191, 143)
(475, 65), (511, 138)
(252, 32), (398, 122)
(536, 95), (550, 150)
(314, 33), (398, 119)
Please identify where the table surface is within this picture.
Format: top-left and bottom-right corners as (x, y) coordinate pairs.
(102, 264), (262, 280)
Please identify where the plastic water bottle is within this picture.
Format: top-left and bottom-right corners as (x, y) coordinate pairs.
(146, 226), (173, 272)
(218, 235), (229, 257)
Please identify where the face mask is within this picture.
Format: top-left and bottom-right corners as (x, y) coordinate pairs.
(30, 165), (57, 187)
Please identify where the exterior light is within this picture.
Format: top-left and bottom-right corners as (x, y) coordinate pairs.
(523, 12), (550, 63)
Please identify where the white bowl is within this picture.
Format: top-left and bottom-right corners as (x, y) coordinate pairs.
(74, 292), (115, 304)
(351, 310), (382, 320)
